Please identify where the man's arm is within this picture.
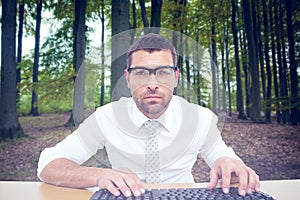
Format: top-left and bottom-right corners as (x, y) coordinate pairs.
(40, 158), (145, 197)
(37, 127), (144, 197)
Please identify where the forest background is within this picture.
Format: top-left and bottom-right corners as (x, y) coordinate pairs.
(0, 0), (299, 182)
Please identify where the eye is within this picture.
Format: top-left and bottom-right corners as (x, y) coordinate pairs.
(157, 68), (172, 75)
(133, 69), (148, 76)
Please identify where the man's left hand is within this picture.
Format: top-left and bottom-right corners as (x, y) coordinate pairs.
(206, 157), (260, 196)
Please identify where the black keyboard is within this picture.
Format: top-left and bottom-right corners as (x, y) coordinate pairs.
(90, 187), (275, 200)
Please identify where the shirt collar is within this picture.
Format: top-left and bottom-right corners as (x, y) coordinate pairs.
(129, 96), (179, 132)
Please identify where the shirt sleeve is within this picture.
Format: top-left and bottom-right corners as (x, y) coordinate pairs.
(202, 135), (242, 168)
(198, 109), (242, 168)
(37, 111), (106, 180)
(37, 130), (93, 179)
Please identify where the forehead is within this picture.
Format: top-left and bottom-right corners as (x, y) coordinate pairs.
(131, 50), (173, 67)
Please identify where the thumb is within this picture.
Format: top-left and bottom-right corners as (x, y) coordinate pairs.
(207, 168), (219, 189)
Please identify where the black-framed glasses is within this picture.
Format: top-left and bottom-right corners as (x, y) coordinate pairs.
(127, 66), (178, 84)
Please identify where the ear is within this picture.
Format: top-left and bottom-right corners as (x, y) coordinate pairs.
(173, 69), (180, 87)
(124, 69), (131, 88)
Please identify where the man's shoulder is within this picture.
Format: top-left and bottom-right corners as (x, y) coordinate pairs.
(173, 95), (209, 110)
(173, 95), (216, 118)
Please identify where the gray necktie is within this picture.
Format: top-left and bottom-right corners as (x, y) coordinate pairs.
(144, 120), (162, 183)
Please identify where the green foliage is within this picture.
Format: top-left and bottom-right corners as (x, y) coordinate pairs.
(17, 55), (75, 115)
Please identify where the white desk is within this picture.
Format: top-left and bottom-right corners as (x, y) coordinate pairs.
(0, 180), (299, 200)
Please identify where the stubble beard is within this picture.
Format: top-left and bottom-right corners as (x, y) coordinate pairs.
(134, 91), (172, 118)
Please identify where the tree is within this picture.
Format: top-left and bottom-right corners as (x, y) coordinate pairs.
(0, 0), (25, 140)
(99, 0), (106, 106)
(242, 0), (261, 122)
(232, 0), (246, 119)
(16, 1), (25, 105)
(286, 0), (299, 125)
(269, 0), (280, 123)
(262, 0), (272, 123)
(150, 0), (163, 33)
(111, 0), (131, 101)
(29, 0), (43, 116)
(65, 0), (87, 127)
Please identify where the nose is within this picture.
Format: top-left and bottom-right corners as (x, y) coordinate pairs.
(146, 74), (159, 90)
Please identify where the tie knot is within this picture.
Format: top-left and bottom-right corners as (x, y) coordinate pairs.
(144, 120), (160, 135)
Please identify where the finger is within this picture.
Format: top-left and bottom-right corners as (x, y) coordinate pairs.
(123, 174), (144, 196)
(246, 168), (258, 194)
(119, 168), (145, 196)
(221, 169), (231, 194)
(103, 181), (121, 196)
(207, 168), (219, 189)
(255, 174), (260, 192)
(113, 177), (133, 197)
(236, 169), (248, 196)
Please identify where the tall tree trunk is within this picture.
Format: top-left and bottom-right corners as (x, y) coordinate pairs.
(255, 0), (266, 104)
(16, 2), (25, 106)
(30, 0), (42, 116)
(286, 0), (299, 125)
(0, 0), (25, 140)
(221, 27), (226, 112)
(232, 0), (246, 119)
(277, 1), (289, 123)
(100, 0), (105, 106)
(242, 0), (261, 122)
(150, 0), (162, 33)
(240, 26), (250, 117)
(65, 0), (87, 127)
(279, 2), (289, 123)
(226, 37), (232, 117)
(111, 0), (131, 101)
(270, 0), (280, 123)
(263, 0), (272, 123)
(185, 40), (190, 102)
(211, 19), (217, 113)
(274, 0), (286, 124)
(139, 0), (149, 32)
(195, 35), (201, 105)
(130, 0), (137, 43)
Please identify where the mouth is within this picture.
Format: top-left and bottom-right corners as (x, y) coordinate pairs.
(143, 95), (162, 103)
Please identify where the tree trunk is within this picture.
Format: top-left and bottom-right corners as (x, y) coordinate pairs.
(276, 1), (289, 124)
(195, 35), (201, 105)
(150, 0), (162, 33)
(65, 0), (87, 127)
(139, 0), (149, 29)
(130, 0), (137, 43)
(269, 0), (280, 123)
(263, 0), (272, 123)
(232, 0), (246, 119)
(30, 0), (42, 116)
(16, 2), (25, 106)
(242, 0), (261, 122)
(286, 0), (299, 125)
(0, 0), (25, 140)
(100, 0), (105, 106)
(240, 26), (250, 118)
(221, 27), (226, 112)
(279, 2), (289, 124)
(185, 40), (190, 102)
(211, 20), (217, 113)
(111, 0), (131, 101)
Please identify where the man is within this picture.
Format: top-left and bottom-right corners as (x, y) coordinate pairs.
(37, 33), (260, 197)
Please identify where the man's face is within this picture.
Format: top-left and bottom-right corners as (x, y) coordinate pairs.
(125, 50), (180, 119)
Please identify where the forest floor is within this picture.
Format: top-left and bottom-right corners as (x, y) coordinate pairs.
(0, 112), (299, 183)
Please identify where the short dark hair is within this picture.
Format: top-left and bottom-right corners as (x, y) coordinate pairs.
(126, 33), (177, 68)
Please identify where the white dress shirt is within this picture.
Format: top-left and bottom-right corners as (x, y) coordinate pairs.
(37, 95), (240, 183)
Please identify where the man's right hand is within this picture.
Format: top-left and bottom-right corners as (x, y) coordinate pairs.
(97, 168), (145, 197)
